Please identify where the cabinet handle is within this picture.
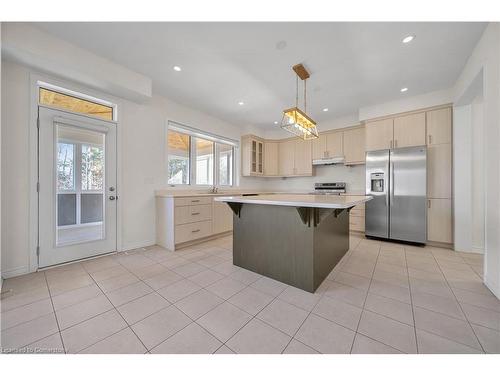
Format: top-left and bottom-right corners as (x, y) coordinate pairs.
(395, 139), (398, 148)
(191, 212), (200, 215)
(428, 135), (432, 144)
(191, 199), (200, 203)
(390, 140), (393, 149)
(428, 200), (431, 208)
(191, 229), (200, 233)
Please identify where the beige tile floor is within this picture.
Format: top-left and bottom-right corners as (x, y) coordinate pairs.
(1, 234), (499, 354)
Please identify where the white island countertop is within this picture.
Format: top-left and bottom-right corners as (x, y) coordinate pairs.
(214, 194), (372, 209)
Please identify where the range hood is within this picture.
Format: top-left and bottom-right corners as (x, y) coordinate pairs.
(312, 156), (345, 165)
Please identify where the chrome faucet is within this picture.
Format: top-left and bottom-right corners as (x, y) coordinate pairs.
(210, 186), (218, 194)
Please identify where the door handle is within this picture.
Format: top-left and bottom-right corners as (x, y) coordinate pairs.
(109, 196), (116, 201)
(428, 135), (432, 144)
(390, 162), (394, 206)
(428, 200), (431, 208)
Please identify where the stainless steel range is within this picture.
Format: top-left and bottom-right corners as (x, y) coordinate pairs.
(310, 182), (346, 195)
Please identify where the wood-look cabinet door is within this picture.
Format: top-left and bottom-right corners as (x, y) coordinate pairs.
(264, 142), (279, 176)
(427, 198), (452, 243)
(365, 118), (394, 151)
(393, 112), (426, 148)
(427, 107), (452, 145)
(257, 141), (264, 174)
(278, 140), (295, 176)
(294, 139), (312, 175)
(326, 132), (343, 157)
(213, 200), (233, 234)
(427, 143), (452, 199)
(312, 136), (327, 160)
(343, 127), (365, 165)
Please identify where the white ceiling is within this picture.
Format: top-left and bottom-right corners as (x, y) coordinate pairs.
(33, 22), (486, 128)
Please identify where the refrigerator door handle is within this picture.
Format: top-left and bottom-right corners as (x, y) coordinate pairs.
(390, 160), (395, 206)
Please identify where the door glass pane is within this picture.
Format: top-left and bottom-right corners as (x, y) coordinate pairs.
(57, 143), (75, 190)
(195, 138), (214, 185)
(56, 124), (105, 246)
(81, 193), (104, 223)
(167, 130), (190, 184)
(57, 194), (77, 226)
(217, 144), (233, 186)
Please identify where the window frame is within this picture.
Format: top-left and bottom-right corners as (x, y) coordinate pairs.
(167, 122), (238, 187)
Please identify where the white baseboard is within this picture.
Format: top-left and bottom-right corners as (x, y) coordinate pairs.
(1, 265), (31, 279)
(484, 276), (500, 300)
(120, 239), (156, 252)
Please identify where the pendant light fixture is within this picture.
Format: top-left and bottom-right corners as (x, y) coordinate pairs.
(280, 63), (319, 140)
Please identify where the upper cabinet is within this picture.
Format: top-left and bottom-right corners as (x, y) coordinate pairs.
(312, 131), (343, 159)
(278, 139), (296, 176)
(365, 118), (394, 151)
(393, 112), (426, 148)
(343, 127), (365, 165)
(241, 136), (264, 176)
(366, 112), (426, 151)
(294, 139), (313, 175)
(427, 107), (452, 145)
(264, 141), (279, 176)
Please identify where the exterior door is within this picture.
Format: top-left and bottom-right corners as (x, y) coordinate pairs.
(389, 146), (427, 243)
(38, 107), (117, 268)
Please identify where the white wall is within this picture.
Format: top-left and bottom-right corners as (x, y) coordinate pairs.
(453, 23), (500, 298)
(471, 97), (485, 252)
(453, 105), (473, 253)
(358, 88), (453, 121)
(0, 60), (265, 277)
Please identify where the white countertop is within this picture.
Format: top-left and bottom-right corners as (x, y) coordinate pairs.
(214, 194), (372, 209)
(154, 190), (280, 198)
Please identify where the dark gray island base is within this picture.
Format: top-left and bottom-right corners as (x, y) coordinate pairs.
(228, 202), (350, 292)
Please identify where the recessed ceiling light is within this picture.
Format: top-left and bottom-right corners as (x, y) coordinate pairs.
(274, 121), (278, 125)
(238, 101), (244, 106)
(402, 35), (415, 44)
(173, 66), (182, 72)
(400, 87), (408, 92)
(323, 108), (329, 112)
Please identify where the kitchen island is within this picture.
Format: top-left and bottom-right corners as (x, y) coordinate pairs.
(214, 194), (372, 293)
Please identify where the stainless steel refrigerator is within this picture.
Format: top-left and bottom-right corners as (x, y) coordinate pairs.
(365, 146), (427, 244)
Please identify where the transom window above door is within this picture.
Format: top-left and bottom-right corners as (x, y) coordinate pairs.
(38, 84), (116, 121)
(167, 122), (238, 186)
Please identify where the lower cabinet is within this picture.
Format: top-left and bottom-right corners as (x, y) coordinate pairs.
(349, 203), (365, 232)
(156, 196), (233, 250)
(213, 199), (233, 234)
(427, 198), (453, 244)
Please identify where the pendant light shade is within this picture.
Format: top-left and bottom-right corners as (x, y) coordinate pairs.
(281, 107), (318, 140)
(280, 64), (319, 140)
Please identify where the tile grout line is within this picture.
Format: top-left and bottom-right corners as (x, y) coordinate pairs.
(348, 240), (381, 354)
(429, 250), (486, 353)
(44, 271), (67, 354)
(82, 270), (151, 354)
(403, 245), (419, 354)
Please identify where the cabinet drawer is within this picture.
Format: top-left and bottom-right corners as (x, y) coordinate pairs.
(175, 220), (212, 244)
(175, 204), (212, 225)
(350, 216), (365, 232)
(175, 196), (213, 206)
(350, 208), (365, 217)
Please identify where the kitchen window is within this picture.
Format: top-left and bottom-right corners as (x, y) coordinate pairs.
(167, 122), (238, 186)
